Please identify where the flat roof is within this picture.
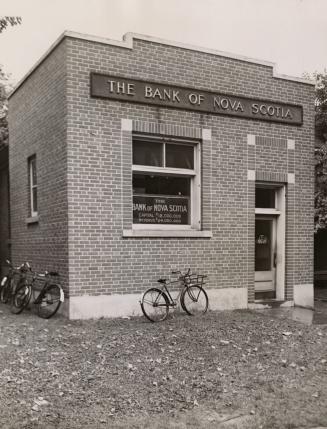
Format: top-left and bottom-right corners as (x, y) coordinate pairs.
(9, 30), (315, 98)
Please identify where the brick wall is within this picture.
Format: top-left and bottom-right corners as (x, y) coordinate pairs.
(8, 41), (69, 290)
(63, 35), (314, 303)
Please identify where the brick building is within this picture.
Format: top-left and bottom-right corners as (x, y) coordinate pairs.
(3, 31), (315, 319)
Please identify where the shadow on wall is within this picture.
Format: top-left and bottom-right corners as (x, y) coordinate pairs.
(315, 228), (327, 295)
(0, 145), (10, 277)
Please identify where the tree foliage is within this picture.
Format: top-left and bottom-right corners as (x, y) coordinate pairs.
(0, 69), (10, 149)
(0, 17), (22, 34)
(0, 17), (22, 149)
(314, 70), (327, 231)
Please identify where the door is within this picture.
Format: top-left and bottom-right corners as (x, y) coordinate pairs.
(255, 217), (276, 292)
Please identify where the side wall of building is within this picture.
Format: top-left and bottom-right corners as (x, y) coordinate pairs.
(65, 37), (314, 318)
(8, 41), (69, 296)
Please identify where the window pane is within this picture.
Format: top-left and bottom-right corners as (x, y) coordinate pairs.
(133, 174), (190, 196)
(133, 140), (163, 166)
(255, 219), (272, 271)
(255, 188), (275, 208)
(166, 144), (194, 169)
(133, 174), (190, 225)
(32, 188), (37, 213)
(30, 158), (37, 185)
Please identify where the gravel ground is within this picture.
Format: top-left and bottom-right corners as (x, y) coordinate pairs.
(0, 303), (327, 429)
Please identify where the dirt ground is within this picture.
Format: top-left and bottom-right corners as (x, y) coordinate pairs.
(0, 302), (327, 429)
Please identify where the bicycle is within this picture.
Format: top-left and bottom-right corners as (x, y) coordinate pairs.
(11, 270), (64, 319)
(0, 260), (31, 304)
(140, 269), (208, 322)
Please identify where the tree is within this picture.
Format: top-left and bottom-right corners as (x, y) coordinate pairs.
(0, 17), (22, 150)
(0, 17), (22, 34)
(314, 71), (327, 231)
(0, 69), (10, 150)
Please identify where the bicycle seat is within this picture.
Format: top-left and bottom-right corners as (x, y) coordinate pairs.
(157, 278), (167, 284)
(48, 271), (59, 276)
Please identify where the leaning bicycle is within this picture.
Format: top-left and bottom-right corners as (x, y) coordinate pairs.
(140, 269), (208, 322)
(11, 270), (64, 318)
(0, 260), (31, 304)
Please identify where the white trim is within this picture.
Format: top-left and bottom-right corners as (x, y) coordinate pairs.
(293, 284), (314, 309)
(29, 156), (38, 217)
(202, 128), (211, 140)
(275, 186), (286, 301)
(132, 165), (196, 176)
(247, 170), (255, 181)
(26, 215), (39, 225)
(247, 134), (256, 146)
(288, 173), (295, 184)
(9, 31), (314, 98)
(287, 139), (295, 150)
(123, 229), (212, 238)
(121, 118), (133, 131)
(255, 208), (281, 215)
(192, 140), (201, 229)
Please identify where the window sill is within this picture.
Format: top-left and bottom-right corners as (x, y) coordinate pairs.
(123, 229), (212, 238)
(26, 215), (39, 225)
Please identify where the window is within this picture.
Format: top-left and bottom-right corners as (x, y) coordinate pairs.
(28, 155), (38, 217)
(255, 187), (276, 208)
(132, 136), (201, 229)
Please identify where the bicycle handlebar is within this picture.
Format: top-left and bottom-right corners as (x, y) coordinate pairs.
(14, 262), (31, 272)
(33, 270), (59, 278)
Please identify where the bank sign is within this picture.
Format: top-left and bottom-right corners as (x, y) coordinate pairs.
(133, 196), (189, 225)
(90, 73), (303, 125)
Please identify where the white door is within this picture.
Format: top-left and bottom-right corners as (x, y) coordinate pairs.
(255, 217), (277, 292)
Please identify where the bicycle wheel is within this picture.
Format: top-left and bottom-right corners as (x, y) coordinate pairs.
(0, 276), (6, 298)
(181, 286), (208, 316)
(37, 284), (62, 319)
(0, 277), (12, 303)
(11, 283), (32, 314)
(140, 288), (169, 322)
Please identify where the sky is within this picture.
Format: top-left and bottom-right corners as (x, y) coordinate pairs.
(0, 0), (327, 85)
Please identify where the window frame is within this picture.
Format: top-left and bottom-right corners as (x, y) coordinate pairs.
(28, 155), (38, 218)
(132, 135), (201, 230)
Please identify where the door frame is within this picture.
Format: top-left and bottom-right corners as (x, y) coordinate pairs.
(255, 184), (286, 301)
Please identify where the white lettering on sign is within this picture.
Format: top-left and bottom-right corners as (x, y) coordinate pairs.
(169, 205), (188, 212)
(133, 203), (147, 211)
(107, 80), (135, 96)
(213, 96), (244, 112)
(188, 93), (205, 105)
(154, 204), (169, 212)
(145, 86), (180, 102)
(252, 103), (293, 119)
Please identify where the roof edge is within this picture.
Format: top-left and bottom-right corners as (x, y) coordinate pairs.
(9, 30), (315, 98)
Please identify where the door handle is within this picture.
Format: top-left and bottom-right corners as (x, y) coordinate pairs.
(273, 253), (277, 268)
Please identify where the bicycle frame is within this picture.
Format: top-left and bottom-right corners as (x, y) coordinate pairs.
(28, 275), (63, 305)
(155, 276), (191, 307)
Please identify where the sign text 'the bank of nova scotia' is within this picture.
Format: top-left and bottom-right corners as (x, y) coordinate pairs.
(90, 73), (303, 125)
